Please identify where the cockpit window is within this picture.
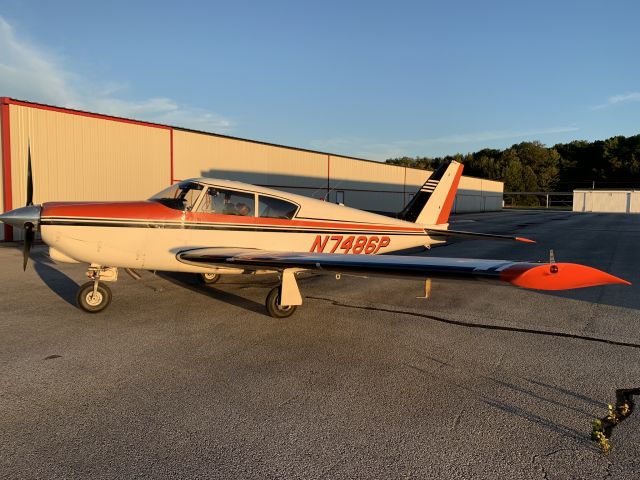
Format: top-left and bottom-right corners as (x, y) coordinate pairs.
(258, 196), (298, 219)
(150, 181), (204, 211)
(198, 187), (256, 216)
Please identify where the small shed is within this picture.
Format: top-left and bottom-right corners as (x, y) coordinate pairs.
(573, 189), (640, 213)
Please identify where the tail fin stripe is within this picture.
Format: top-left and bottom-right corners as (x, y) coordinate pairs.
(397, 160), (464, 225)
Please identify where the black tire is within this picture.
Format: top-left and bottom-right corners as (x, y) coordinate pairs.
(265, 286), (297, 318)
(198, 273), (221, 285)
(76, 281), (112, 313)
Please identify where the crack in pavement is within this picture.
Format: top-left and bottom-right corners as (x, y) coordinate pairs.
(306, 296), (640, 350)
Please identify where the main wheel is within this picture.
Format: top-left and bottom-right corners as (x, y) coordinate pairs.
(198, 273), (221, 285)
(76, 281), (112, 313)
(265, 286), (297, 318)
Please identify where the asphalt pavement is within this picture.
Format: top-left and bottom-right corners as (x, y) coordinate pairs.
(0, 210), (639, 479)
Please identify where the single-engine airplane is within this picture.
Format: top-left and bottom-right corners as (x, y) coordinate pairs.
(0, 153), (631, 317)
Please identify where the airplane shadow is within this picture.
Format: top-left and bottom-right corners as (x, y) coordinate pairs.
(157, 272), (273, 317)
(33, 258), (79, 307)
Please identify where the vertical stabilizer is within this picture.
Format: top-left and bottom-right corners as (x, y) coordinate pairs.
(398, 160), (464, 225)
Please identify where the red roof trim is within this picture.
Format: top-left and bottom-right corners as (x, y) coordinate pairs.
(170, 128), (175, 184)
(1, 97), (13, 240)
(5, 98), (172, 131)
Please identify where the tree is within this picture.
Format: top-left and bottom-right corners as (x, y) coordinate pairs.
(385, 133), (640, 191)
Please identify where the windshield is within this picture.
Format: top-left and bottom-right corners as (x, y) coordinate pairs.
(150, 181), (204, 211)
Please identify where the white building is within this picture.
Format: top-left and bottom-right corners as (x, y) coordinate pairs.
(573, 190), (640, 213)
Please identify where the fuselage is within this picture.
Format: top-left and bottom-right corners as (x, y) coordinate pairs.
(40, 178), (439, 273)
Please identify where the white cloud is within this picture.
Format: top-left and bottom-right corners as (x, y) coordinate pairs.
(311, 126), (579, 160)
(593, 92), (640, 110)
(0, 16), (233, 132)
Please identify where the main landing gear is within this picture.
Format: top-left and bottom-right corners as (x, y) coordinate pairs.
(265, 286), (297, 318)
(76, 266), (118, 313)
(265, 269), (303, 319)
(197, 269), (303, 318)
(197, 272), (221, 285)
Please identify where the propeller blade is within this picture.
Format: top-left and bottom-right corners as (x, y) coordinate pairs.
(23, 223), (34, 271)
(26, 144), (33, 206)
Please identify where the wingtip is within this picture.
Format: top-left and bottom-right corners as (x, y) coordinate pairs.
(516, 237), (536, 244)
(501, 263), (631, 291)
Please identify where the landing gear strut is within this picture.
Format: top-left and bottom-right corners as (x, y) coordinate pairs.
(76, 266), (117, 313)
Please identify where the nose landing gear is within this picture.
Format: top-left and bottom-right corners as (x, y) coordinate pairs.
(76, 281), (112, 313)
(76, 266), (118, 313)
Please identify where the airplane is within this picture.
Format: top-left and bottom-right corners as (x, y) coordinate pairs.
(0, 152), (631, 317)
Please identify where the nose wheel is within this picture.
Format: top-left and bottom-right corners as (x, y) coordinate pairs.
(76, 281), (112, 313)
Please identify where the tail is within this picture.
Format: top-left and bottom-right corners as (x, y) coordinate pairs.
(398, 160), (464, 225)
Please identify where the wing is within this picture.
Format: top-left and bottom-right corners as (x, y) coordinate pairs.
(177, 248), (630, 291)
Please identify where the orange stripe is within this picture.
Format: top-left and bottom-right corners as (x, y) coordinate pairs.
(41, 201), (425, 232)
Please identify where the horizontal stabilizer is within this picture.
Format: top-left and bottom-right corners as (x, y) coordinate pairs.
(426, 228), (535, 243)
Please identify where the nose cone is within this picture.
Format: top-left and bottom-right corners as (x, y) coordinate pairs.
(0, 205), (42, 229)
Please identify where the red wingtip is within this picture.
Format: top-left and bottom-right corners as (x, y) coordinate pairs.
(501, 263), (631, 291)
(515, 237), (536, 244)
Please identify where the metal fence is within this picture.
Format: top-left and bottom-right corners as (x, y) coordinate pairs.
(503, 192), (573, 210)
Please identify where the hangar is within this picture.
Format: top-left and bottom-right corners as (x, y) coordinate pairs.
(0, 97), (503, 241)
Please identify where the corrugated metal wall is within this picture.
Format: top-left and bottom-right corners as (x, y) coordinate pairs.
(173, 132), (503, 214)
(173, 129), (328, 199)
(9, 104), (170, 207)
(0, 99), (504, 240)
(327, 156), (407, 212)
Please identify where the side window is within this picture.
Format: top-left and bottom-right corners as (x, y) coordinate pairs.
(336, 191), (345, 205)
(259, 196), (298, 219)
(199, 188), (255, 216)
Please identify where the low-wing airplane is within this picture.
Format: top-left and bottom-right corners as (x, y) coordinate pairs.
(0, 153), (631, 317)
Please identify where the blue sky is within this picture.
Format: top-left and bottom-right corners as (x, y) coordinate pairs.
(0, 0), (638, 159)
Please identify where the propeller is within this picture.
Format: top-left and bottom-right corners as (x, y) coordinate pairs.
(26, 144), (33, 207)
(0, 143), (41, 260)
(22, 144), (35, 270)
(23, 223), (35, 271)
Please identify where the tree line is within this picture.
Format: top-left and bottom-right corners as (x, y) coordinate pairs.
(385, 134), (640, 192)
